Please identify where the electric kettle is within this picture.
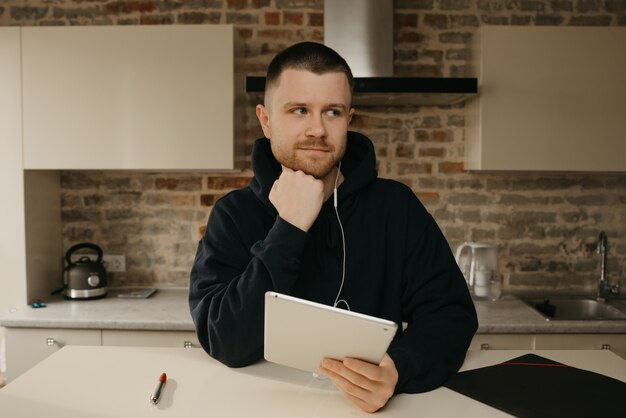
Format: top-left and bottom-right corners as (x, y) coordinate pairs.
(63, 242), (108, 300)
(455, 241), (500, 300)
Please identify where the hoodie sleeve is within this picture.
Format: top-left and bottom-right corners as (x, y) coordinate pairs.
(189, 199), (308, 368)
(387, 194), (478, 394)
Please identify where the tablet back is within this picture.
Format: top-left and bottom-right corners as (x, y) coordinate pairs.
(264, 291), (398, 373)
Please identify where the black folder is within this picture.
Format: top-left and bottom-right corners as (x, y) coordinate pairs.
(444, 353), (626, 418)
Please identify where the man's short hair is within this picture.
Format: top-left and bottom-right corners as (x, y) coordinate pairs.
(265, 42), (354, 96)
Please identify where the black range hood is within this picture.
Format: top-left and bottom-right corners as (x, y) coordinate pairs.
(245, 76), (477, 106)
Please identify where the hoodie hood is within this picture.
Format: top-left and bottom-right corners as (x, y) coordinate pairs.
(249, 131), (378, 211)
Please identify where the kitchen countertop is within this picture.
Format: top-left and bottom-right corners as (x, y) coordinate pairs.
(0, 288), (195, 331)
(474, 296), (626, 333)
(2, 289), (626, 333)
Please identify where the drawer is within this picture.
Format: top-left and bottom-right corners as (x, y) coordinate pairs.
(102, 330), (200, 349)
(469, 334), (535, 351)
(534, 334), (626, 360)
(5, 327), (101, 381)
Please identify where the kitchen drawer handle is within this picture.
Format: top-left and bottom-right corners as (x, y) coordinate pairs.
(183, 341), (193, 349)
(602, 344), (611, 350)
(46, 338), (64, 348)
(480, 343), (490, 350)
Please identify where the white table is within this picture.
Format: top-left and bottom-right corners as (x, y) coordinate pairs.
(1, 347), (625, 417)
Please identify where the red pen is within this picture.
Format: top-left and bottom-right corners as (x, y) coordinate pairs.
(150, 373), (167, 405)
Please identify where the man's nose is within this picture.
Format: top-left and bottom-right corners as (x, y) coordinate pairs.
(305, 113), (327, 137)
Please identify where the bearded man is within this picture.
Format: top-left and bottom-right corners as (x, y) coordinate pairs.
(189, 42), (477, 413)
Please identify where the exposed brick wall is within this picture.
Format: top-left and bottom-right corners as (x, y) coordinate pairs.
(3, 1), (625, 294)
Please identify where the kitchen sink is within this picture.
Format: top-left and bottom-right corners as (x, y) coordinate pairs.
(524, 298), (626, 321)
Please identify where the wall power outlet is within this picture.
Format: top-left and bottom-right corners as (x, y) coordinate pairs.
(103, 254), (126, 272)
(68, 254), (126, 272)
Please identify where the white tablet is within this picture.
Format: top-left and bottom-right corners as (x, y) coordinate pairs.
(264, 291), (398, 373)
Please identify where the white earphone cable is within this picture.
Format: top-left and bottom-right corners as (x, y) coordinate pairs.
(332, 161), (350, 311)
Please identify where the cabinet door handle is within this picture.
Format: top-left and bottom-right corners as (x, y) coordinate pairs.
(480, 343), (490, 350)
(46, 338), (65, 347)
(602, 344), (611, 350)
(183, 341), (193, 348)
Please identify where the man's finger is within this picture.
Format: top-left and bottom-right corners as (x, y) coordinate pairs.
(320, 366), (370, 402)
(320, 362), (386, 413)
(322, 359), (372, 390)
(343, 357), (384, 382)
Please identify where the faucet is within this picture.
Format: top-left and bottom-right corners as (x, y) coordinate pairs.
(596, 231), (620, 300)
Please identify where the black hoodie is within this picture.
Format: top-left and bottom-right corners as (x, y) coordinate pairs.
(189, 131), (477, 393)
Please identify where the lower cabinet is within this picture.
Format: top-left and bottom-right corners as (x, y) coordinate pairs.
(101, 330), (199, 348)
(471, 334), (626, 360)
(4, 327), (199, 382)
(534, 334), (626, 360)
(7, 328), (625, 382)
(5, 327), (101, 381)
(469, 334), (535, 351)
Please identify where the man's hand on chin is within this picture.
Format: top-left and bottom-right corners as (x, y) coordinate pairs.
(269, 167), (325, 232)
(318, 353), (399, 413)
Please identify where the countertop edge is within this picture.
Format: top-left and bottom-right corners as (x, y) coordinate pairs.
(0, 319), (196, 332)
(3, 291), (626, 334)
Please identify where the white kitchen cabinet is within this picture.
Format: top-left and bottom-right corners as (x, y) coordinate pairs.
(471, 334), (626, 360)
(534, 334), (626, 360)
(469, 334), (535, 351)
(466, 26), (626, 172)
(102, 330), (199, 348)
(0, 30), (59, 372)
(4, 328), (200, 382)
(4, 327), (101, 381)
(0, 29), (62, 318)
(0, 28), (28, 322)
(20, 24), (243, 170)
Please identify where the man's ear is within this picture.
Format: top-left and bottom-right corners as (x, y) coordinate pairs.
(348, 107), (355, 125)
(256, 104), (272, 139)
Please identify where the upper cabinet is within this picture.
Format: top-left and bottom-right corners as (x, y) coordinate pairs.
(465, 26), (626, 172)
(20, 25), (243, 170)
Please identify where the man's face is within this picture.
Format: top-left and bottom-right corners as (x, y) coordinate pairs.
(256, 69), (354, 179)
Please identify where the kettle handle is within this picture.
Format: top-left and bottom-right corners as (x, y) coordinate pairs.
(454, 242), (471, 265)
(65, 242), (104, 266)
(455, 242), (477, 286)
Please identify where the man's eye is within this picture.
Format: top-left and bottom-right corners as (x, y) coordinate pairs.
(326, 109), (341, 116)
(292, 108), (306, 115)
